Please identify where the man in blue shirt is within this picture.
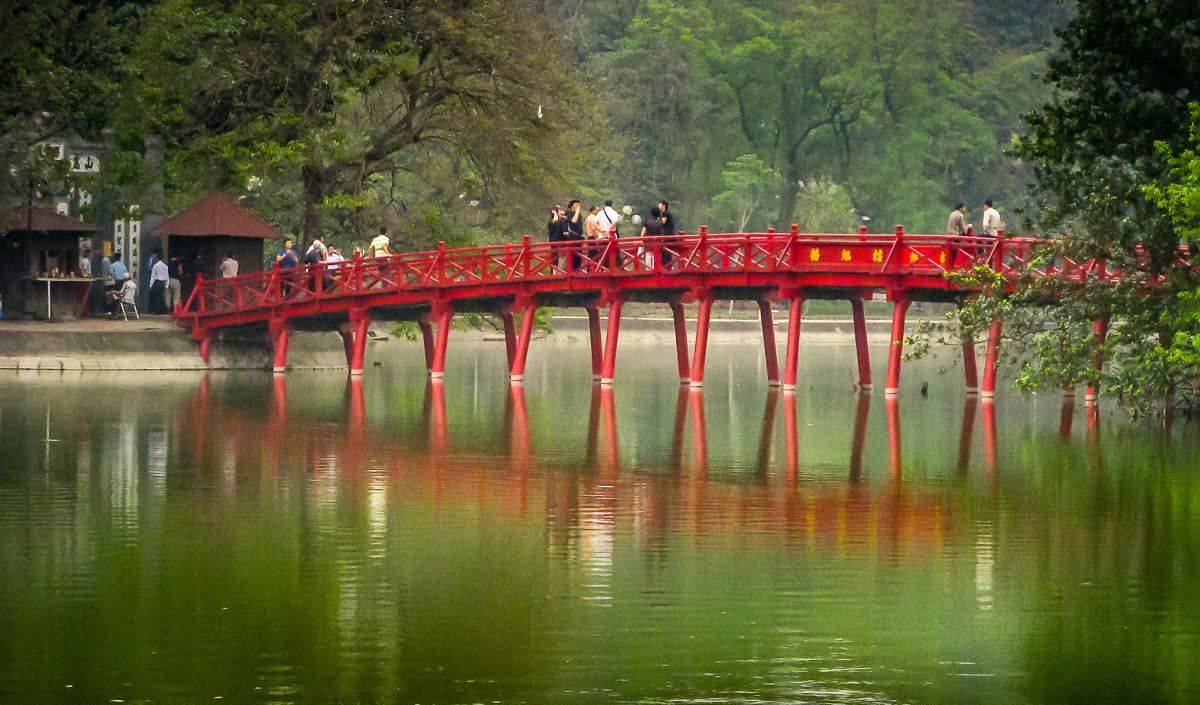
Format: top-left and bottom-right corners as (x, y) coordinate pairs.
(111, 253), (128, 282)
(275, 239), (298, 268)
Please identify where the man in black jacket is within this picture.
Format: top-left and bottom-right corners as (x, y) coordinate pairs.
(658, 199), (677, 266)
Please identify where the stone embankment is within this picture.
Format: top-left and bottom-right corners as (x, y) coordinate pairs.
(0, 313), (900, 372)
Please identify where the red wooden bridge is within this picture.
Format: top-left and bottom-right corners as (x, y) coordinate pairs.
(176, 226), (1110, 398)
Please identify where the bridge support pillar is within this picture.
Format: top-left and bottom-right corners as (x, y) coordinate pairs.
(962, 332), (979, 394)
(339, 326), (355, 368)
(783, 294), (804, 391)
(884, 297), (911, 396)
(670, 300), (690, 383)
(430, 303), (453, 379)
(851, 298), (871, 390)
(509, 301), (537, 382)
(586, 304), (603, 381)
(501, 311), (517, 371)
(689, 293), (714, 388)
(348, 311), (370, 376)
(981, 318), (1002, 399)
(600, 297), (623, 386)
(758, 299), (780, 386)
(1085, 318), (1108, 403)
(269, 319), (292, 374)
(417, 314), (435, 372)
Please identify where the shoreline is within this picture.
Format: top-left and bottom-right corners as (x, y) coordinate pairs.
(0, 313), (934, 372)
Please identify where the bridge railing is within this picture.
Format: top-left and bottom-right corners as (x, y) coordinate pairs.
(178, 231), (1074, 320)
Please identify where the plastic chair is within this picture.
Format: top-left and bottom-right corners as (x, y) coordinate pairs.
(120, 299), (139, 321)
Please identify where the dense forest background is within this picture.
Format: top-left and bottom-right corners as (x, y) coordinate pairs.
(1, 0), (1070, 250)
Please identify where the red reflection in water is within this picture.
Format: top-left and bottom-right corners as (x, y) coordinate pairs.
(982, 401), (997, 478)
(958, 396), (977, 475)
(1058, 399), (1075, 440)
(177, 377), (973, 559)
(850, 393), (871, 483)
(886, 396), (901, 481)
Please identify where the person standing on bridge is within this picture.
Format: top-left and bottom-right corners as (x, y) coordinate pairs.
(658, 199), (676, 267)
(276, 239), (299, 268)
(369, 226), (392, 258)
(219, 251), (239, 278)
(982, 199), (1002, 237)
(564, 200), (584, 270)
(946, 202), (968, 236)
(597, 198), (621, 237)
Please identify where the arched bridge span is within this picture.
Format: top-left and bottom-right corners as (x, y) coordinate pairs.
(176, 227), (1110, 398)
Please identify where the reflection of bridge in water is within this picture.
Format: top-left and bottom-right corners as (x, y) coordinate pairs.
(178, 230), (1127, 400)
(182, 377), (1101, 548)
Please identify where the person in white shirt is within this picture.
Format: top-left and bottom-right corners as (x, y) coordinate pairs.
(326, 246), (345, 268)
(981, 199), (1002, 237)
(149, 249), (171, 313)
(219, 252), (239, 278)
(79, 248), (92, 277)
(107, 273), (138, 316)
(596, 198), (622, 236)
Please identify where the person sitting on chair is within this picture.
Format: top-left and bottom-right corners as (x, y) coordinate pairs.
(108, 272), (138, 318)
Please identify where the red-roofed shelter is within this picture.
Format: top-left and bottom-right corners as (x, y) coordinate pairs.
(153, 192), (281, 303)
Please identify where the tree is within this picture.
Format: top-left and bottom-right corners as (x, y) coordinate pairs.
(122, 0), (591, 240)
(0, 0), (140, 204)
(994, 0), (1200, 408)
(709, 154), (780, 231)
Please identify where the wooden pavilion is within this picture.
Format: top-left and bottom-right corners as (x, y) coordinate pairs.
(152, 193), (281, 302)
(1, 205), (97, 319)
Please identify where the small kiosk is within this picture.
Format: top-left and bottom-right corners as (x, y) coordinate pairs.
(153, 193), (280, 304)
(0, 205), (97, 319)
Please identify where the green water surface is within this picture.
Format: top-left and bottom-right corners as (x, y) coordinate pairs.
(1, 337), (1198, 704)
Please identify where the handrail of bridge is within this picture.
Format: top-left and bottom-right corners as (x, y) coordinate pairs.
(176, 230), (1113, 321)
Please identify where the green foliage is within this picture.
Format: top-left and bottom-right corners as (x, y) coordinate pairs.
(0, 0), (143, 203)
(709, 154), (781, 232)
(998, 0), (1200, 411)
(1146, 104), (1200, 244)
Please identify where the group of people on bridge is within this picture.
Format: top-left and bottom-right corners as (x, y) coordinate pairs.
(546, 197), (679, 268)
(947, 199), (1004, 238)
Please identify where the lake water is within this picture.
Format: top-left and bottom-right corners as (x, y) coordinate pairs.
(1, 337), (1198, 704)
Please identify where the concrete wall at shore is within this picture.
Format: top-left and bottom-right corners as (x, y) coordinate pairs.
(0, 314), (900, 372)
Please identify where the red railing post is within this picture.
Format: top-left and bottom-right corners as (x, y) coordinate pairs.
(195, 272), (206, 314)
(766, 227), (776, 270)
(789, 224), (800, 268)
(269, 262), (282, 304)
(992, 229), (1006, 271)
(350, 251), (362, 291)
(698, 226), (709, 271)
(522, 234), (533, 277)
(893, 224), (905, 272)
(606, 231), (619, 272)
(435, 240), (447, 282)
